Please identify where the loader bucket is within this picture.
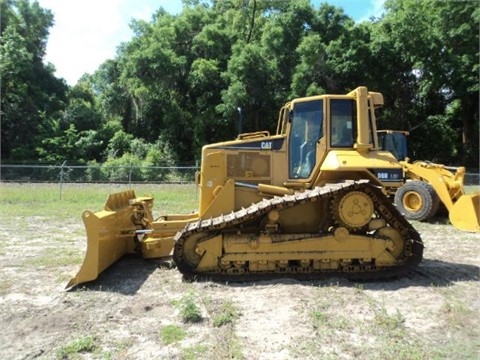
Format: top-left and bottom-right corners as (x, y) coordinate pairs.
(449, 193), (480, 232)
(66, 191), (141, 290)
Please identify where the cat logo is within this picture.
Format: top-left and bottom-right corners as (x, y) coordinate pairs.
(261, 141), (272, 150)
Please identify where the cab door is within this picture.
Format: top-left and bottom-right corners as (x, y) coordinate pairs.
(288, 99), (325, 180)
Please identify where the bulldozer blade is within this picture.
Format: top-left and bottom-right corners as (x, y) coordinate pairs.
(449, 193), (480, 232)
(66, 203), (139, 290)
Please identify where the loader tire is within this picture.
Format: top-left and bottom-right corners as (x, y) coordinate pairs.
(394, 181), (440, 221)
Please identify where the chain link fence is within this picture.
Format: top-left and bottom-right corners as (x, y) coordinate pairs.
(0, 163), (478, 185)
(465, 173), (480, 185)
(0, 163), (200, 184)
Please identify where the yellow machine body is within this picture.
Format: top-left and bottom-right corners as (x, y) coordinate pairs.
(377, 130), (480, 232)
(68, 87), (423, 289)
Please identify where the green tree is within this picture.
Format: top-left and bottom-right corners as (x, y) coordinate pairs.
(291, 4), (358, 97)
(45, 0), (477, 170)
(376, 0), (479, 166)
(0, 0), (67, 160)
(35, 77), (106, 163)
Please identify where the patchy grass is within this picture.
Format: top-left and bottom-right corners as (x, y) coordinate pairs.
(160, 325), (187, 345)
(181, 344), (209, 360)
(373, 302), (405, 333)
(0, 183), (479, 360)
(465, 185), (480, 194)
(211, 300), (240, 327)
(200, 295), (243, 359)
(56, 335), (97, 359)
(291, 284), (433, 360)
(173, 291), (203, 323)
(0, 278), (13, 296)
(211, 325), (243, 360)
(23, 248), (82, 268)
(0, 183), (198, 218)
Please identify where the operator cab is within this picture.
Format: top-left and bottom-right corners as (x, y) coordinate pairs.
(288, 95), (376, 180)
(377, 130), (409, 161)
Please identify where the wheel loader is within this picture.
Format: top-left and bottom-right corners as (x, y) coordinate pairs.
(377, 130), (480, 232)
(67, 86), (424, 289)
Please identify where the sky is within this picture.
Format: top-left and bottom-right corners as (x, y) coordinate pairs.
(37, 0), (385, 85)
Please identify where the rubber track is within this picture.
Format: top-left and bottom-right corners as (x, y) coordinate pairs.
(173, 181), (424, 282)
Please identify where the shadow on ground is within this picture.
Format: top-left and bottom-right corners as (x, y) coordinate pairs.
(411, 258), (479, 285)
(70, 255), (175, 295)
(70, 255), (478, 294)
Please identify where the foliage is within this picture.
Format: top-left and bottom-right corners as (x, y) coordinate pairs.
(1, 0), (478, 168)
(159, 324), (187, 345)
(181, 344), (209, 360)
(100, 153), (144, 182)
(1, 0), (67, 160)
(377, 0), (479, 165)
(173, 291), (203, 323)
(55, 335), (97, 359)
(212, 300), (240, 327)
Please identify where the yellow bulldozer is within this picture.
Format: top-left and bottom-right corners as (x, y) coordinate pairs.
(377, 130), (480, 232)
(68, 86), (428, 289)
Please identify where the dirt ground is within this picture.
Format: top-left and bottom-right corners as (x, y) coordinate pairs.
(0, 211), (479, 359)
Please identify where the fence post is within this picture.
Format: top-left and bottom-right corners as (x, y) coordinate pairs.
(59, 160), (67, 199)
(195, 160), (199, 200)
(129, 162), (132, 185)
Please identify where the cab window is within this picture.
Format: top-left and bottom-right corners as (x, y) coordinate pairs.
(330, 100), (355, 147)
(289, 100), (323, 178)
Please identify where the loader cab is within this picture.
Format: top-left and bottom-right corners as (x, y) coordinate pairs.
(377, 130), (409, 161)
